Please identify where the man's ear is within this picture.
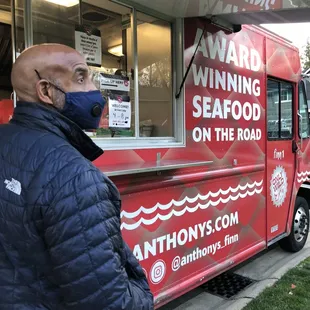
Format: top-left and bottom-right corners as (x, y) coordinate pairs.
(36, 80), (53, 105)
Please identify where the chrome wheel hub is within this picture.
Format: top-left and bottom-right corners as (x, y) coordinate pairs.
(294, 207), (308, 243)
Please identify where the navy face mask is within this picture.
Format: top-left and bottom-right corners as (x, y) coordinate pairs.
(35, 70), (106, 130)
(62, 90), (105, 130)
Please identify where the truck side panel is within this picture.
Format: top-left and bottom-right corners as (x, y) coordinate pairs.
(118, 19), (268, 307)
(266, 36), (300, 81)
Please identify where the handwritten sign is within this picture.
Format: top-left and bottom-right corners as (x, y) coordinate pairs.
(75, 26), (102, 67)
(109, 96), (131, 129)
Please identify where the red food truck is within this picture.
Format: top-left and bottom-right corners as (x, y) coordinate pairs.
(1, 17), (310, 309)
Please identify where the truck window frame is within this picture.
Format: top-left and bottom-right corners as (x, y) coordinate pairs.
(267, 78), (294, 141)
(92, 11), (185, 151)
(298, 80), (310, 139)
(15, 2), (185, 151)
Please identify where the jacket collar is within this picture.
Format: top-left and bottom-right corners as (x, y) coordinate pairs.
(10, 101), (104, 162)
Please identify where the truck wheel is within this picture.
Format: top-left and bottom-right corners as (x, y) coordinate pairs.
(279, 196), (309, 252)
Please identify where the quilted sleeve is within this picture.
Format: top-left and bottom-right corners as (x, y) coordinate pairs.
(42, 168), (154, 310)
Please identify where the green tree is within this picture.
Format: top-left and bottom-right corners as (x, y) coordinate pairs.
(302, 40), (310, 71)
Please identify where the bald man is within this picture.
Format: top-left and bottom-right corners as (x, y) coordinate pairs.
(0, 44), (153, 310)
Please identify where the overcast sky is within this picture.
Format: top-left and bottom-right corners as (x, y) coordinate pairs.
(261, 23), (310, 55)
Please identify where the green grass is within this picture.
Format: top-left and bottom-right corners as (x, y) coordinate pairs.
(243, 257), (310, 310)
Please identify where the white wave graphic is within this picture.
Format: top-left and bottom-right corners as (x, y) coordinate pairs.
(297, 171), (310, 178)
(121, 187), (263, 231)
(298, 177), (310, 183)
(121, 180), (263, 220)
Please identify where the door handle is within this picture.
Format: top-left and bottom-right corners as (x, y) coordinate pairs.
(297, 112), (303, 149)
(292, 140), (298, 153)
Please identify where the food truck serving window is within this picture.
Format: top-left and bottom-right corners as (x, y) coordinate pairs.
(17, 0), (183, 150)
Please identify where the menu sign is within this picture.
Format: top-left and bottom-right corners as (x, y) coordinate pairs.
(75, 25), (102, 67)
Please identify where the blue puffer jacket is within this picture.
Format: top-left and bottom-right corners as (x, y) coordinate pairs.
(0, 102), (154, 310)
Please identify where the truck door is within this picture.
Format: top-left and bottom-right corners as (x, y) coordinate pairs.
(266, 78), (296, 242)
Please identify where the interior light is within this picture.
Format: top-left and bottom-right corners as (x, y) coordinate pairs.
(108, 45), (124, 57)
(44, 0), (79, 7)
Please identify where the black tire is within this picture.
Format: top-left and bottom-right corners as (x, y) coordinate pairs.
(279, 196), (309, 252)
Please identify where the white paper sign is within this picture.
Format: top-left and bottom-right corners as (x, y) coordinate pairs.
(75, 31), (102, 66)
(101, 75), (130, 92)
(109, 97), (131, 128)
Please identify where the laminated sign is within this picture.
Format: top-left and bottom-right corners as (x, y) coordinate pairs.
(109, 95), (131, 129)
(100, 73), (130, 92)
(75, 25), (102, 67)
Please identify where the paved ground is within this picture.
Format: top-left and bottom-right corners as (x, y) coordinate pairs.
(160, 239), (310, 310)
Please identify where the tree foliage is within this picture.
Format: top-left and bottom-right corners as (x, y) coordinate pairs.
(302, 40), (310, 71)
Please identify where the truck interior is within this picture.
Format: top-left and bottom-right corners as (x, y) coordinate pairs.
(0, 0), (12, 123)
(0, 1), (12, 123)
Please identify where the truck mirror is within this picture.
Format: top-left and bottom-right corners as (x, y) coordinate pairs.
(299, 79), (310, 142)
(302, 78), (310, 108)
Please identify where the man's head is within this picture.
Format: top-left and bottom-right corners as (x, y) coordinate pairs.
(11, 44), (106, 129)
(11, 43), (97, 110)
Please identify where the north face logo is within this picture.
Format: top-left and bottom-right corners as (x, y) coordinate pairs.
(4, 178), (21, 195)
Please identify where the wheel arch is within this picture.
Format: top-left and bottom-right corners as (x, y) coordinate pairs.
(297, 184), (310, 208)
(285, 184), (310, 236)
